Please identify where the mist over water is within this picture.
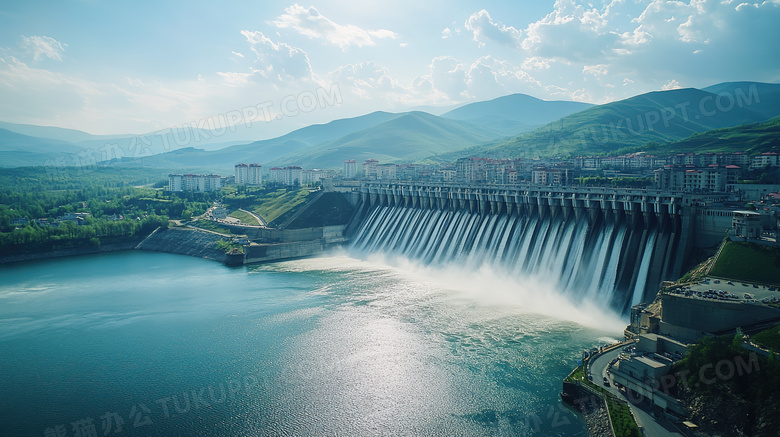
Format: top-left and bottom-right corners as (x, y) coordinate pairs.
(331, 248), (626, 332)
(0, 251), (621, 436)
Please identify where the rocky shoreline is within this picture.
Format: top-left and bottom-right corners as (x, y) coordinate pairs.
(0, 227), (230, 265)
(0, 239), (143, 264)
(135, 227), (228, 263)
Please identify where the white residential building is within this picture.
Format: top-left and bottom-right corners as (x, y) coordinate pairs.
(269, 166), (303, 186)
(235, 163), (263, 185)
(343, 160), (358, 179)
(362, 159), (378, 179)
(751, 152), (779, 169)
(168, 174), (222, 192)
(376, 163), (397, 180)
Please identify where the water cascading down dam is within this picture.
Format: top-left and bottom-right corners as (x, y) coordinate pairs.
(348, 182), (697, 314)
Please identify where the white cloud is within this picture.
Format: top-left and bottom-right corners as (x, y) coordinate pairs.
(583, 64), (608, 76)
(515, 0), (780, 91)
(231, 51), (245, 58)
(271, 4), (397, 49)
(407, 55), (540, 105)
(331, 62), (400, 90)
(239, 30), (314, 81)
(521, 56), (551, 70)
(0, 31), (327, 135)
(661, 79), (682, 90)
(20, 35), (66, 62)
(0, 56), (205, 133)
(521, 0), (620, 62)
(427, 56), (468, 99)
(465, 10), (522, 48)
(441, 27), (452, 39)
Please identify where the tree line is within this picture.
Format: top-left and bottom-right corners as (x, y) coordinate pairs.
(0, 167), (215, 254)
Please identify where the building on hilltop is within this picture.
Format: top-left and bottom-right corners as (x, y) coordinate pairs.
(268, 166), (302, 186)
(455, 157), (487, 183)
(301, 168), (336, 186)
(168, 174), (222, 192)
(235, 163), (262, 185)
(750, 152), (779, 169)
(343, 160), (357, 179)
(362, 159), (379, 179)
(653, 165), (740, 193)
(531, 167), (570, 186)
(731, 210), (763, 240)
(376, 163), (396, 180)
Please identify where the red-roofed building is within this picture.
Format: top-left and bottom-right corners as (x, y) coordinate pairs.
(751, 152), (779, 169)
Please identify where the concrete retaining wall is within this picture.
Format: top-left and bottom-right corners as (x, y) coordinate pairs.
(660, 293), (780, 334)
(244, 240), (324, 264)
(219, 224), (346, 244)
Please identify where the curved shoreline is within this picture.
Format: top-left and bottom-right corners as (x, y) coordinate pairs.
(0, 227), (229, 265)
(0, 239), (144, 265)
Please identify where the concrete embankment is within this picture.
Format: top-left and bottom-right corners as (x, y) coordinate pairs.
(242, 225), (347, 265)
(244, 240), (325, 264)
(135, 227), (228, 263)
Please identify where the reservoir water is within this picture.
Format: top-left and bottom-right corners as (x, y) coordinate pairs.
(0, 250), (624, 436)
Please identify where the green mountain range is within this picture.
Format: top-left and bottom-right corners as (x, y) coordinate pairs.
(446, 82), (780, 160)
(441, 93), (593, 136)
(1, 82), (779, 170)
(644, 115), (780, 156)
(267, 111), (498, 168)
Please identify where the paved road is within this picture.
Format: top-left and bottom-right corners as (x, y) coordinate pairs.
(239, 208), (267, 227)
(589, 347), (686, 437)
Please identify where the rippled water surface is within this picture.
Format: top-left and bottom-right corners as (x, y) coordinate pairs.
(0, 251), (623, 436)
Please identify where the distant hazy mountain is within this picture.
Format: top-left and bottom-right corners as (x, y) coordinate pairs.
(268, 111), (499, 168)
(410, 102), (467, 116)
(451, 83), (780, 159)
(441, 93), (593, 136)
(0, 121), (133, 144)
(0, 120), (262, 156)
(124, 111), (403, 171)
(0, 128), (85, 167)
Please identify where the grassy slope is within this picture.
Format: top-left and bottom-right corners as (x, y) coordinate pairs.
(228, 209), (260, 226)
(709, 241), (780, 284)
(251, 188), (313, 225)
(286, 192), (354, 229)
(649, 115), (780, 155)
(751, 324), (780, 351)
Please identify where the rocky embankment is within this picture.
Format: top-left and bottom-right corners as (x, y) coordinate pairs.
(584, 404), (614, 437)
(135, 227), (228, 263)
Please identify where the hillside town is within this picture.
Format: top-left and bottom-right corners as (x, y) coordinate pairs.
(166, 151), (780, 194)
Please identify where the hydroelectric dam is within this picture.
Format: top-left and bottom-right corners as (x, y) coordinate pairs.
(345, 182), (726, 314)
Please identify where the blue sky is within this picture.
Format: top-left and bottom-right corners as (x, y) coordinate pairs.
(0, 0), (778, 139)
